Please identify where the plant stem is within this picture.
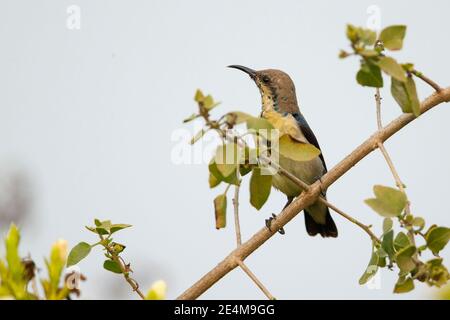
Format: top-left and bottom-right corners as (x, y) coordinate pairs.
(412, 70), (442, 92)
(233, 177), (242, 247)
(236, 259), (275, 300)
(375, 88), (416, 246)
(99, 235), (145, 300)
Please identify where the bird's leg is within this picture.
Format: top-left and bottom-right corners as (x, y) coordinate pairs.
(265, 196), (293, 234)
(265, 214), (285, 235)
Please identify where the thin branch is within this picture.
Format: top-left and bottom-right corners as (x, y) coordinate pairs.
(233, 165), (275, 298)
(412, 70), (442, 92)
(111, 252), (145, 300)
(236, 259), (275, 300)
(375, 87), (413, 221)
(233, 173), (242, 247)
(375, 90), (383, 130)
(321, 198), (379, 243)
(375, 88), (415, 246)
(177, 86), (450, 300)
(99, 235), (145, 300)
(375, 89), (407, 192)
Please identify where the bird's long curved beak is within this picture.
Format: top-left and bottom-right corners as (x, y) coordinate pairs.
(227, 65), (256, 79)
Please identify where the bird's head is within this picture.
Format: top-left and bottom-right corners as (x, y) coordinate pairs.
(228, 65), (299, 113)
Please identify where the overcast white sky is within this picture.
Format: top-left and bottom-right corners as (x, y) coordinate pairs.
(1, 0), (450, 299)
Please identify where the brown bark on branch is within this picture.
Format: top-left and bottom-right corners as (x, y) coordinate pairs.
(177, 87), (450, 300)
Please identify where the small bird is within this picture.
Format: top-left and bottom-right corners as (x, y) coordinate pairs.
(228, 65), (338, 238)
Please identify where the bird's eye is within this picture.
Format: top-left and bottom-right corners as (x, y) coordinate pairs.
(262, 76), (270, 83)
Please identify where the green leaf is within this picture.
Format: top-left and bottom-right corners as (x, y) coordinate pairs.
(358, 28), (377, 46)
(5, 223), (24, 282)
(208, 160), (239, 186)
(67, 242), (91, 267)
(346, 24), (376, 46)
(85, 226), (98, 234)
(425, 224), (437, 237)
(356, 61), (383, 88)
(278, 135), (321, 162)
(379, 25), (406, 51)
(404, 214), (413, 224)
(393, 277), (414, 293)
(194, 89), (205, 102)
(426, 258), (449, 287)
(93, 220), (112, 235)
(406, 78), (420, 117)
(412, 217), (425, 230)
(383, 218), (393, 234)
(377, 57), (407, 82)
(365, 185), (407, 218)
(401, 63), (415, 73)
(239, 163), (253, 177)
(214, 194), (227, 229)
(426, 227), (450, 255)
(47, 240), (68, 293)
(246, 117), (274, 131)
(190, 129), (207, 145)
(394, 232), (411, 251)
(208, 172), (220, 188)
(193, 90), (219, 111)
(226, 111), (253, 125)
(111, 242), (126, 254)
(249, 167), (272, 210)
(359, 250), (379, 285)
(346, 24), (358, 43)
(183, 113), (200, 123)
(396, 245), (417, 272)
(377, 255), (387, 268)
(377, 247), (388, 258)
(95, 228), (109, 235)
(359, 49), (379, 58)
(110, 224), (132, 234)
(382, 230), (395, 260)
(203, 95), (219, 110)
(391, 77), (421, 117)
(103, 260), (122, 274)
(214, 143), (241, 179)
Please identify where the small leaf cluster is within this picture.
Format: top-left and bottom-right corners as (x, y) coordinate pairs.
(0, 224), (77, 300)
(186, 90), (321, 229)
(361, 185), (450, 293)
(67, 219), (131, 275)
(341, 25), (421, 116)
(68, 219), (166, 299)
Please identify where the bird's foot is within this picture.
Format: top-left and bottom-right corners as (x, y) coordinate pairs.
(265, 213), (285, 235)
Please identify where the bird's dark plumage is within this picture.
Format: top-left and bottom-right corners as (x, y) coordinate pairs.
(292, 112), (327, 171)
(292, 113), (337, 237)
(304, 207), (338, 237)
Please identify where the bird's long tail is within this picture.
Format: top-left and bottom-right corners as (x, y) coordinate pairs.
(304, 207), (338, 238)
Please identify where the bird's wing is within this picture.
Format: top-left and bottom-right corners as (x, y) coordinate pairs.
(292, 112), (327, 172)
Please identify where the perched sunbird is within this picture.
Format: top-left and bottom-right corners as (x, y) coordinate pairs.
(228, 65), (338, 238)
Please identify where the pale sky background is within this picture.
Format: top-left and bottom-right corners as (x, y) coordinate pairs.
(1, 0), (450, 299)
